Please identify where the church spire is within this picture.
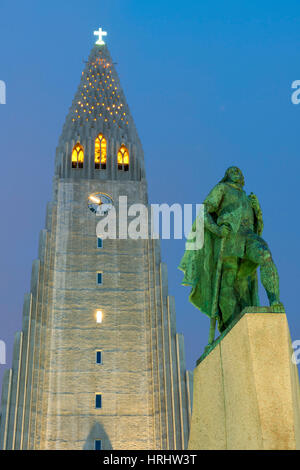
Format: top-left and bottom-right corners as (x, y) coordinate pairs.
(55, 41), (144, 180)
(0, 29), (192, 451)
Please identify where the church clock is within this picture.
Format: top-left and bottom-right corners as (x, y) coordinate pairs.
(88, 192), (114, 216)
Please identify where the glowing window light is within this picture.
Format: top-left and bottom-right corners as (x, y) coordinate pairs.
(118, 144), (129, 166)
(72, 143), (84, 169)
(96, 310), (103, 324)
(95, 134), (107, 168)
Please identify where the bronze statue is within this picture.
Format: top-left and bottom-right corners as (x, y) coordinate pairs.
(179, 166), (284, 347)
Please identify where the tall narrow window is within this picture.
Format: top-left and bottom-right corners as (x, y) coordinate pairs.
(96, 350), (102, 364)
(117, 145), (129, 172)
(95, 440), (102, 450)
(72, 143), (84, 169)
(95, 394), (102, 409)
(96, 310), (103, 324)
(97, 238), (103, 249)
(95, 134), (107, 170)
(97, 272), (103, 285)
(72, 142), (84, 168)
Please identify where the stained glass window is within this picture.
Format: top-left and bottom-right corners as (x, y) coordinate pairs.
(117, 145), (129, 171)
(95, 134), (107, 169)
(72, 143), (84, 169)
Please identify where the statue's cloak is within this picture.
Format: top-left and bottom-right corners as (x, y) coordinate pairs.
(178, 221), (221, 318)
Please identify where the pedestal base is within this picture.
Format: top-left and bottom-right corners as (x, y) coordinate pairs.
(188, 312), (300, 450)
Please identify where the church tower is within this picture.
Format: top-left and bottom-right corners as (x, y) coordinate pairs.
(0, 33), (192, 450)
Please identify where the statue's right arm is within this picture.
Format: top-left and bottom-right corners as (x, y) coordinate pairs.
(204, 184), (226, 237)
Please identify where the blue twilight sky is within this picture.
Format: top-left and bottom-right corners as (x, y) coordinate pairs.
(1, 0), (300, 390)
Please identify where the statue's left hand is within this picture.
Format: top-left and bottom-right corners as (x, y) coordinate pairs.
(249, 192), (261, 212)
(249, 193), (263, 235)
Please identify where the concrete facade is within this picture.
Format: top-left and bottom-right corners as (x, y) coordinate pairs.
(188, 312), (300, 450)
(0, 45), (192, 450)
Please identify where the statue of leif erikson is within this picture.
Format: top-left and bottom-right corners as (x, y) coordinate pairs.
(179, 166), (284, 348)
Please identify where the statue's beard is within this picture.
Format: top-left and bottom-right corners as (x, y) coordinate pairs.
(228, 179), (244, 187)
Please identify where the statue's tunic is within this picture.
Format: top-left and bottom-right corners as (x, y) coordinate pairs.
(204, 182), (259, 260)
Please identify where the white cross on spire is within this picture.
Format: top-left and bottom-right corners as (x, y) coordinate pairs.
(94, 27), (108, 46)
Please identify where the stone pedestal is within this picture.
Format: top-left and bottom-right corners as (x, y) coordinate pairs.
(188, 312), (300, 450)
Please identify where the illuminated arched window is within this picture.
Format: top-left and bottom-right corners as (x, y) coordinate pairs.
(72, 143), (84, 169)
(95, 134), (107, 170)
(117, 145), (129, 172)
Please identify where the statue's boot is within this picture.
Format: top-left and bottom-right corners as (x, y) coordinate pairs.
(260, 256), (284, 312)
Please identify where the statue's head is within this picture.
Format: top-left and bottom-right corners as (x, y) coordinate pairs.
(221, 166), (245, 187)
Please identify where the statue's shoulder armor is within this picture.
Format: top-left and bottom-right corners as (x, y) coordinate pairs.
(204, 183), (226, 211)
(210, 182), (227, 198)
(216, 182), (227, 191)
(209, 182), (227, 194)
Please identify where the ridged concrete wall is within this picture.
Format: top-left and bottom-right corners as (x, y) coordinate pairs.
(0, 43), (192, 450)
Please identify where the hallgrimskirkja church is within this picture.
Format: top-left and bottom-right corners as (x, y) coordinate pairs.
(0, 32), (192, 450)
